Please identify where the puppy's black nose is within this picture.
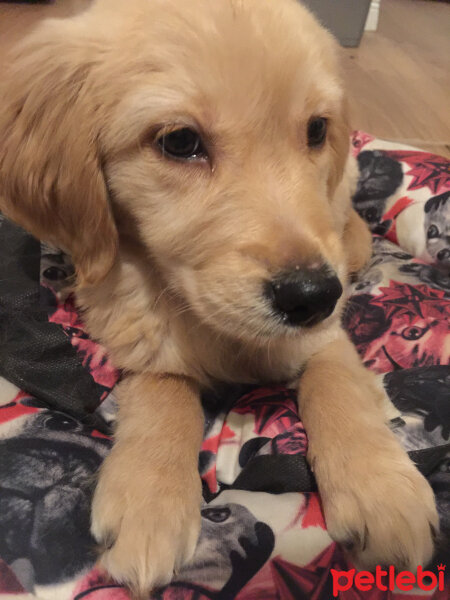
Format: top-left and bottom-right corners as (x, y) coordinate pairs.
(267, 266), (343, 327)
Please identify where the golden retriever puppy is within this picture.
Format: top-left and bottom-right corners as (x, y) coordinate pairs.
(0, 0), (438, 596)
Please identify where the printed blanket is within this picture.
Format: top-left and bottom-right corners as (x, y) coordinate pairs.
(0, 132), (449, 599)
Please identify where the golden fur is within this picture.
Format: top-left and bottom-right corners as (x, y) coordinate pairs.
(0, 0), (438, 596)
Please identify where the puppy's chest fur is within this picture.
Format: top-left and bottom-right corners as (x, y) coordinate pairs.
(76, 252), (337, 387)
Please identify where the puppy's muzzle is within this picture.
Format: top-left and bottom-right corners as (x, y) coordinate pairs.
(266, 265), (343, 327)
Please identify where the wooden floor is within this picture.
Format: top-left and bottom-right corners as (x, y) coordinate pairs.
(343, 0), (450, 157)
(0, 0), (449, 157)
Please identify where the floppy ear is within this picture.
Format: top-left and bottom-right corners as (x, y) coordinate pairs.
(327, 94), (373, 274)
(327, 97), (352, 197)
(0, 19), (118, 286)
(343, 208), (372, 274)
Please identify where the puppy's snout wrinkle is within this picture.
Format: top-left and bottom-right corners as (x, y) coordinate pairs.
(266, 265), (343, 327)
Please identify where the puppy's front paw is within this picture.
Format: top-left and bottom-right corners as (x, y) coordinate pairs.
(91, 447), (202, 597)
(318, 438), (439, 571)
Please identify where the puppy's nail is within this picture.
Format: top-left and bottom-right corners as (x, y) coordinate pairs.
(430, 522), (440, 543)
(341, 526), (367, 553)
(96, 531), (116, 552)
(361, 524), (369, 552)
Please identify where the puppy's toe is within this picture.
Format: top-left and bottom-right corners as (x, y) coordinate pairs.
(93, 496), (201, 596)
(322, 446), (439, 571)
(91, 451), (202, 596)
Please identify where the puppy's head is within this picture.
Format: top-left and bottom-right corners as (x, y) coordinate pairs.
(0, 0), (353, 341)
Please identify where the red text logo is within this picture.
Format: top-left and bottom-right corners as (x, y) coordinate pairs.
(330, 564), (446, 596)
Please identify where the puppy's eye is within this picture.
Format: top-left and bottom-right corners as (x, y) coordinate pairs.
(157, 127), (207, 161)
(427, 224), (439, 239)
(307, 117), (327, 148)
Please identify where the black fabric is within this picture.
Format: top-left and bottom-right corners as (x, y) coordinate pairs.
(0, 218), (106, 429)
(230, 454), (317, 494)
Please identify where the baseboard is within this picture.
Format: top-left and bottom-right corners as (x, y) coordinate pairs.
(365, 0), (380, 31)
